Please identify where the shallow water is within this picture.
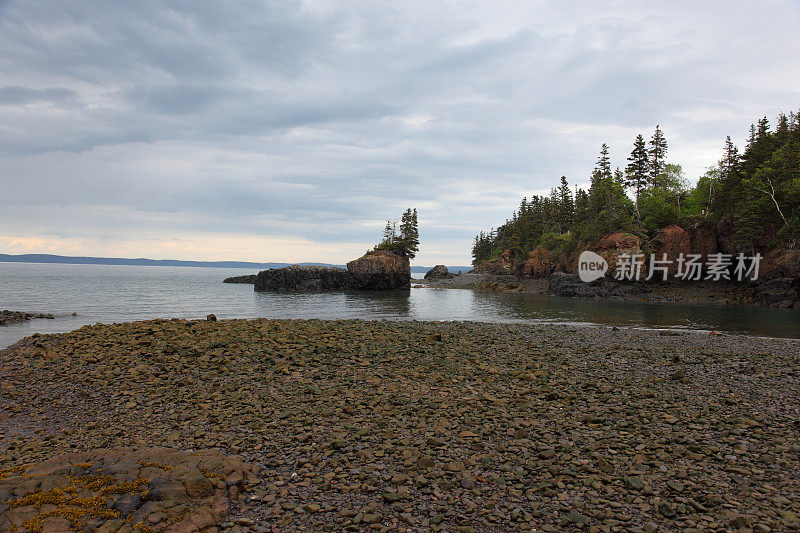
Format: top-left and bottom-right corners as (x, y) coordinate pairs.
(1, 261), (799, 348)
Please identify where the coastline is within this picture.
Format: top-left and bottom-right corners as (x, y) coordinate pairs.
(419, 273), (799, 308)
(2, 318), (799, 531)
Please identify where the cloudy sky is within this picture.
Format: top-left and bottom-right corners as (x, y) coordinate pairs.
(1, 1), (799, 266)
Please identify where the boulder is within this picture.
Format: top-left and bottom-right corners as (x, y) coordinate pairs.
(650, 225), (691, 276)
(254, 265), (353, 292)
(347, 250), (411, 290)
(424, 265), (453, 280)
(522, 247), (552, 278)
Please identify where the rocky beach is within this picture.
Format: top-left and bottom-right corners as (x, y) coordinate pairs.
(2, 318), (799, 532)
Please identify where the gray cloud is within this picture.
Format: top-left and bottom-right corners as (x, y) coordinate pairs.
(1, 0), (799, 263)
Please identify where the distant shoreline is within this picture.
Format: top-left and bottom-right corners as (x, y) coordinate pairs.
(0, 253), (471, 274)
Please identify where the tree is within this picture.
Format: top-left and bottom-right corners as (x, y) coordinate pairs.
(556, 176), (574, 232)
(649, 125), (668, 182)
(625, 133), (649, 218)
(376, 208), (420, 258)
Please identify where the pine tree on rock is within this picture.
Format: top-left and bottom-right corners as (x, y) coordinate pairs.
(376, 208), (419, 259)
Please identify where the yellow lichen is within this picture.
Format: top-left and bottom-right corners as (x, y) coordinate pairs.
(199, 467), (223, 480)
(138, 460), (177, 472)
(7, 471), (148, 532)
(0, 465), (26, 480)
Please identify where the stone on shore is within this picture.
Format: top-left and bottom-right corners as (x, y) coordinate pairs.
(2, 319), (798, 532)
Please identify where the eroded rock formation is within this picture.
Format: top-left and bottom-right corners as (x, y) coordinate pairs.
(253, 251), (410, 292)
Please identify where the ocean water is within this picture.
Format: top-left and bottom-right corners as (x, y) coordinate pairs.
(1, 261), (799, 348)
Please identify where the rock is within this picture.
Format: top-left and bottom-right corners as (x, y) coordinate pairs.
(181, 469), (214, 498)
(688, 223), (719, 261)
(670, 369), (686, 381)
(522, 247), (553, 278)
(547, 272), (646, 299)
(444, 461), (465, 472)
(0, 310), (55, 326)
(254, 265), (353, 292)
(347, 250), (411, 290)
(473, 249), (516, 275)
(729, 515), (750, 529)
(563, 232), (645, 278)
(567, 511), (589, 524)
(113, 493), (143, 517)
(650, 225), (691, 277)
(146, 478), (187, 502)
(625, 476), (644, 491)
(223, 274), (258, 284)
(254, 251), (410, 291)
(657, 501), (676, 518)
(761, 248), (800, 279)
(424, 265), (453, 280)
(206, 314), (217, 322)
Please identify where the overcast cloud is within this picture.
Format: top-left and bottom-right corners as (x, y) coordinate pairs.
(1, 0), (799, 265)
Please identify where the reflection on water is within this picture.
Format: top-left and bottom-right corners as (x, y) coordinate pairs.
(1, 262), (799, 348)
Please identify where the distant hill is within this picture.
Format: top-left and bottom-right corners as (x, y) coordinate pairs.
(0, 253), (471, 274)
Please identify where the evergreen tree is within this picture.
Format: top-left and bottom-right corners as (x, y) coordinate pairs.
(556, 176), (574, 232)
(625, 134), (649, 218)
(649, 125), (668, 183)
(375, 208), (419, 258)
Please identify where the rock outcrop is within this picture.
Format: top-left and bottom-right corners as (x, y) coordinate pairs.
(650, 225), (692, 276)
(548, 272), (646, 299)
(562, 232), (645, 278)
(424, 264), (453, 280)
(254, 265), (353, 292)
(0, 447), (257, 533)
(222, 274), (257, 284)
(0, 310), (54, 326)
(522, 247), (553, 278)
(253, 251), (410, 292)
(473, 249), (516, 275)
(347, 250), (411, 290)
(688, 223), (719, 260)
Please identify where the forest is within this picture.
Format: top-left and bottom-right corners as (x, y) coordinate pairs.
(472, 110), (800, 266)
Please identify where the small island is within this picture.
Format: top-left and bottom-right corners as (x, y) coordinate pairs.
(0, 310), (54, 326)
(229, 208), (419, 292)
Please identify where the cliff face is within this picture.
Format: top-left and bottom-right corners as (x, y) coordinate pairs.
(253, 251), (410, 292)
(347, 250), (411, 290)
(473, 249), (516, 275)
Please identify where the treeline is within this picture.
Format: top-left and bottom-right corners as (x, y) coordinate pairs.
(472, 110), (800, 265)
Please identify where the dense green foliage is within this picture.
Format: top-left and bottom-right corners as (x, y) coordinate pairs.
(472, 110), (800, 266)
(375, 208), (420, 258)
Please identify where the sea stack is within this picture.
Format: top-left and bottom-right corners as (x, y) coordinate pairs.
(253, 250), (410, 292)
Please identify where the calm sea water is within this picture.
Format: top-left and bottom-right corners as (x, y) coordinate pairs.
(1, 261), (799, 348)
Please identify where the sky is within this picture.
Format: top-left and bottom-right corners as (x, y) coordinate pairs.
(1, 1), (799, 266)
